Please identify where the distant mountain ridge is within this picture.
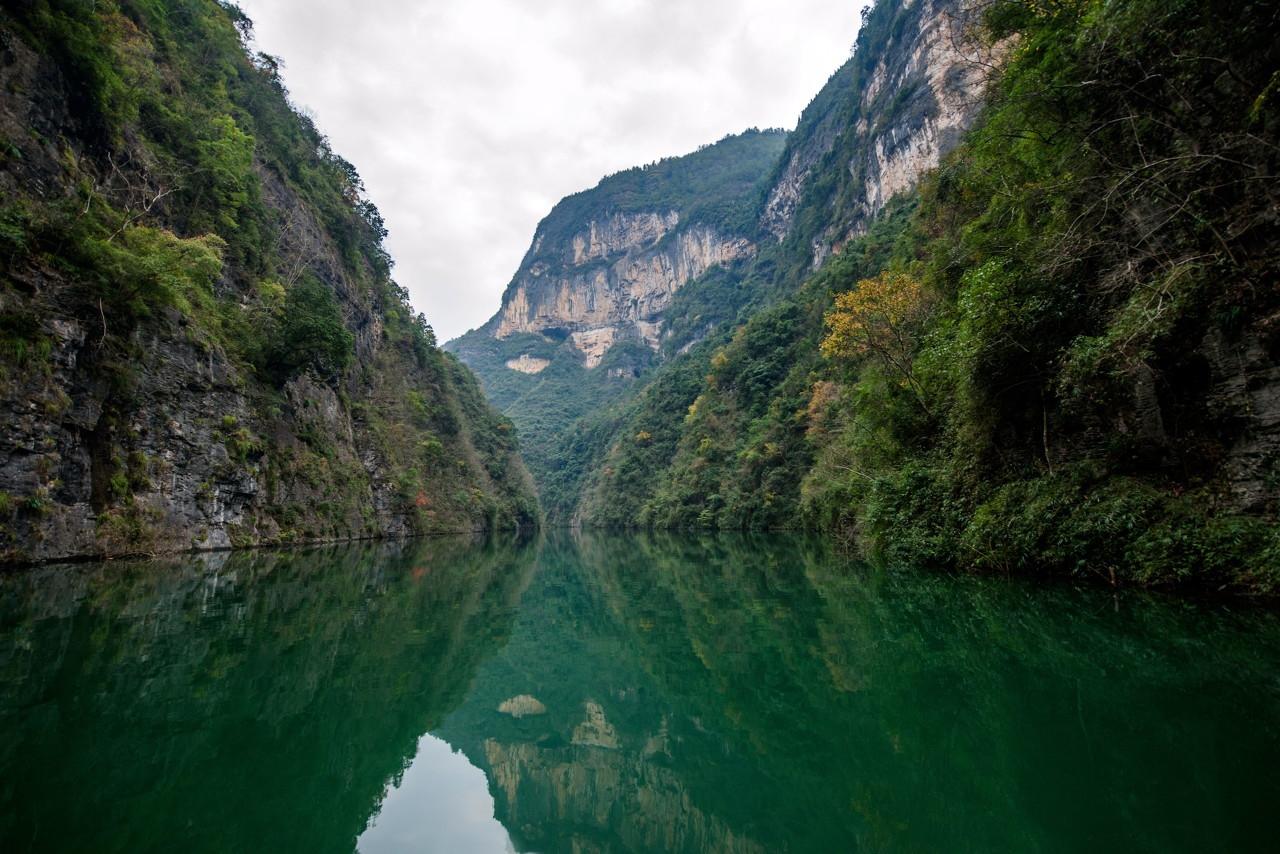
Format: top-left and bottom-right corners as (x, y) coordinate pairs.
(446, 129), (788, 498)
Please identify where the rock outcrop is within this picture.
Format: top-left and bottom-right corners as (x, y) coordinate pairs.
(762, 0), (997, 254)
(552, 0), (997, 525)
(446, 130), (785, 506)
(494, 214), (754, 366)
(449, 129), (785, 374)
(504, 354), (551, 375)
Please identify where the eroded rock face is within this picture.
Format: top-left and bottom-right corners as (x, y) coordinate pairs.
(0, 25), (535, 563)
(569, 328), (620, 370)
(571, 700), (619, 748)
(0, 311), (409, 562)
(761, 0), (997, 249)
(570, 211), (679, 265)
(498, 694), (548, 718)
(495, 213), (754, 366)
(762, 122), (842, 241)
(859, 1), (991, 217)
(1202, 327), (1280, 514)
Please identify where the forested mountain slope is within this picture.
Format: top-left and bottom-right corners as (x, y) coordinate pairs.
(452, 0), (987, 522)
(571, 0), (993, 529)
(461, 0), (1280, 593)
(583, 0), (1280, 593)
(0, 0), (537, 562)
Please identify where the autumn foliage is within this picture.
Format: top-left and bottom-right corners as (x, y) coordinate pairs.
(820, 271), (927, 362)
(821, 271), (932, 415)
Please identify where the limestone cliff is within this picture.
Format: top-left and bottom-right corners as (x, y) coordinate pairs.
(762, 0), (997, 257)
(564, 0), (1280, 593)
(453, 131), (785, 374)
(494, 214), (754, 367)
(552, 0), (996, 525)
(448, 2), (999, 522)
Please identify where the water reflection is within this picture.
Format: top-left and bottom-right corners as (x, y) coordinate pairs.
(2, 531), (1279, 853)
(0, 534), (536, 854)
(357, 735), (515, 853)
(432, 531), (1280, 853)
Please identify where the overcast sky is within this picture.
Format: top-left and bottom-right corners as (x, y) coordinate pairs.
(236, 0), (859, 342)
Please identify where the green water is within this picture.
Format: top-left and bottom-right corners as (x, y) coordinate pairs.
(1, 533), (1278, 853)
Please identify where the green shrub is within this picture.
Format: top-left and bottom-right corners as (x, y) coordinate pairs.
(70, 222), (226, 323)
(266, 275), (354, 382)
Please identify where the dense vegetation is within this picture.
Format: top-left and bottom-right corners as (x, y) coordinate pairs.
(568, 0), (1280, 593)
(0, 0), (536, 559)
(0, 0), (412, 374)
(505, 0), (959, 526)
(571, 201), (915, 529)
(16, 0), (1273, 588)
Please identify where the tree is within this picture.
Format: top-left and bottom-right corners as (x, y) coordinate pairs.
(821, 270), (932, 416)
(268, 275), (354, 382)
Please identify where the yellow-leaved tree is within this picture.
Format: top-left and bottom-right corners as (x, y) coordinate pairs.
(821, 270), (932, 416)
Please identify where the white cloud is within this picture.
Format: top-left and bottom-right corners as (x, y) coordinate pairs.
(236, 0), (858, 341)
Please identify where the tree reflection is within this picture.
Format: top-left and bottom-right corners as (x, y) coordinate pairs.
(438, 530), (1280, 853)
(0, 534), (537, 854)
(2, 531), (1278, 853)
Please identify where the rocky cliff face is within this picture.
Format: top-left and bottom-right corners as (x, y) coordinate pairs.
(451, 131), (785, 370)
(0, 2), (537, 562)
(762, 0), (996, 257)
(558, 0), (996, 526)
(564, 0), (1280, 592)
(448, 3), (997, 522)
(495, 213), (754, 367)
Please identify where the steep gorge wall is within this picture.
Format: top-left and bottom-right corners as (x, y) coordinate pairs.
(0, 2), (536, 562)
(448, 1), (994, 522)
(569, 0), (994, 526)
(447, 130), (787, 507)
(763, 0), (994, 258)
(572, 0), (1280, 592)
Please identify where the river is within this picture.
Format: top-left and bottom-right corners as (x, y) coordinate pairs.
(1, 532), (1277, 852)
